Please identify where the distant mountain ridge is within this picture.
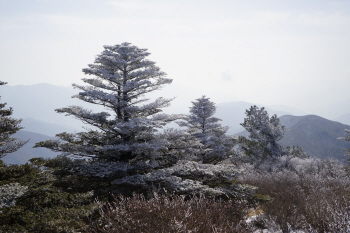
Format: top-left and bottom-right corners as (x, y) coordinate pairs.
(1, 84), (350, 163)
(279, 115), (350, 161)
(20, 117), (83, 137)
(2, 130), (59, 165)
(1, 83), (308, 136)
(215, 101), (304, 134)
(236, 115), (350, 161)
(0, 83), (100, 131)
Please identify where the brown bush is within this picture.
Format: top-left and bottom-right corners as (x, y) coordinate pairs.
(88, 192), (254, 233)
(239, 157), (350, 233)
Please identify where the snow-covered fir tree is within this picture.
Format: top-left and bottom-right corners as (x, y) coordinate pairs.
(36, 42), (185, 168)
(36, 43), (255, 199)
(238, 105), (305, 160)
(179, 96), (236, 163)
(0, 81), (27, 159)
(238, 105), (286, 159)
(338, 129), (350, 162)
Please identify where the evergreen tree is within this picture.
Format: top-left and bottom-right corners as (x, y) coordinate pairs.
(179, 96), (236, 163)
(338, 129), (350, 162)
(35, 44), (254, 199)
(0, 81), (27, 159)
(36, 42), (183, 170)
(239, 105), (286, 159)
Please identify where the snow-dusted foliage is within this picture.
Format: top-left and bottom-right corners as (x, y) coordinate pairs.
(33, 43), (255, 199)
(0, 183), (28, 213)
(111, 160), (255, 199)
(0, 81), (27, 159)
(48, 153), (255, 199)
(338, 129), (350, 162)
(239, 155), (350, 232)
(238, 105), (304, 159)
(179, 96), (236, 163)
(36, 43), (182, 165)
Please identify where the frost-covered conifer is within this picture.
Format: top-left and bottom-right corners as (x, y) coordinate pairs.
(239, 105), (286, 159)
(338, 129), (350, 161)
(35, 44), (254, 199)
(0, 81), (27, 159)
(36, 43), (182, 168)
(179, 96), (236, 163)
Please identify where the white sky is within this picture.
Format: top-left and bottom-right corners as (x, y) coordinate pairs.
(1, 0), (350, 115)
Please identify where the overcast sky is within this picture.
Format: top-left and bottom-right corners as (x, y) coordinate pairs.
(1, 0), (350, 115)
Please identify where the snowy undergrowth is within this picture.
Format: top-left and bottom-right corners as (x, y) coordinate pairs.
(89, 192), (255, 233)
(0, 183), (28, 213)
(238, 155), (350, 233)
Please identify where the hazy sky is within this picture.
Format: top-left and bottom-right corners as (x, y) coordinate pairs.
(1, 0), (350, 115)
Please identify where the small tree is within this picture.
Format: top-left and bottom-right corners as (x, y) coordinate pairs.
(0, 81), (27, 159)
(338, 129), (350, 162)
(179, 96), (235, 163)
(239, 105), (286, 159)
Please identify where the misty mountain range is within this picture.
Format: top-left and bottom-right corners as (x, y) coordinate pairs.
(279, 115), (349, 161)
(1, 130), (59, 165)
(235, 115), (350, 161)
(1, 83), (350, 164)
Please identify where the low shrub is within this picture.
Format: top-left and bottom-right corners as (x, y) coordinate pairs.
(88, 192), (254, 233)
(239, 156), (350, 232)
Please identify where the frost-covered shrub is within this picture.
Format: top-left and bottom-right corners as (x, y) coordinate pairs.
(0, 183), (27, 213)
(89, 192), (254, 233)
(239, 156), (350, 232)
(324, 199), (350, 233)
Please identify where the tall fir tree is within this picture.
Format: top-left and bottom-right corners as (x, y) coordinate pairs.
(0, 81), (27, 159)
(36, 42), (182, 166)
(179, 96), (236, 163)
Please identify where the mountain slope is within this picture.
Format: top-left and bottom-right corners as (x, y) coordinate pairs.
(215, 101), (303, 134)
(2, 130), (59, 165)
(333, 113), (350, 126)
(279, 115), (350, 161)
(235, 115), (350, 161)
(0, 83), (105, 130)
(20, 117), (82, 137)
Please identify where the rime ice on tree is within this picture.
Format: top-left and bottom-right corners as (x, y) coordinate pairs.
(239, 105), (304, 159)
(36, 43), (181, 165)
(179, 96), (236, 163)
(0, 81), (27, 159)
(36, 44), (254, 199)
(239, 105), (285, 158)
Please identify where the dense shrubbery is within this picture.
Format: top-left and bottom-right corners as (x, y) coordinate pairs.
(0, 159), (102, 232)
(3, 155), (350, 232)
(238, 155), (350, 232)
(0, 158), (257, 232)
(89, 192), (254, 233)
